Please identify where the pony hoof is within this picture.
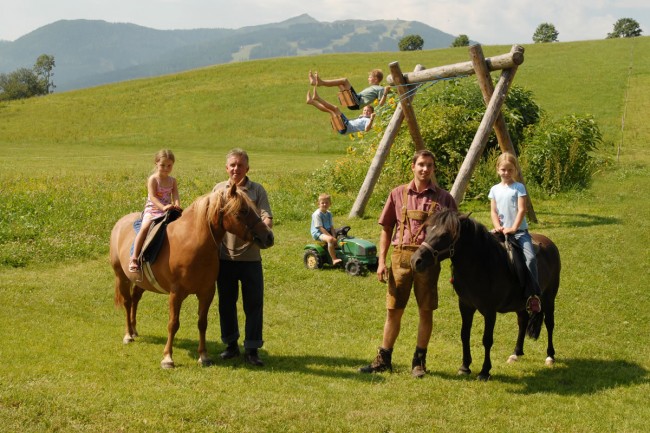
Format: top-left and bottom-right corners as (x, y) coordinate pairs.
(197, 357), (213, 367)
(123, 335), (135, 344)
(545, 356), (555, 366)
(477, 374), (491, 382)
(160, 360), (175, 369)
(507, 354), (518, 364)
(457, 366), (471, 376)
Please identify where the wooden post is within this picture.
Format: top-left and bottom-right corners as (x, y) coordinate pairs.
(471, 44), (537, 222)
(471, 45), (516, 151)
(349, 65), (426, 218)
(387, 46), (524, 85)
(390, 61), (424, 151)
(450, 67), (518, 203)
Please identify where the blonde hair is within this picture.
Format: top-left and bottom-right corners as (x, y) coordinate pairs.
(318, 193), (331, 203)
(496, 152), (521, 182)
(154, 149), (175, 163)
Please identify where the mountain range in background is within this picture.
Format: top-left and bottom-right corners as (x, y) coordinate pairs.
(0, 14), (463, 91)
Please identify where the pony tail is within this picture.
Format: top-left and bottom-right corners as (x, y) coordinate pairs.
(526, 312), (543, 340)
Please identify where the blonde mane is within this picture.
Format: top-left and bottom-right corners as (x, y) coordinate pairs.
(189, 187), (255, 229)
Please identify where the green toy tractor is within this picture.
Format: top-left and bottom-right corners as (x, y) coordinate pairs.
(303, 226), (378, 276)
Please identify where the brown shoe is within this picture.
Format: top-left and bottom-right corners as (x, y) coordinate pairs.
(244, 349), (264, 366)
(359, 347), (393, 373)
(411, 348), (427, 378)
(411, 364), (427, 378)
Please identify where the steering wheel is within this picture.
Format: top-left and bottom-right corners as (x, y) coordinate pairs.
(335, 226), (351, 239)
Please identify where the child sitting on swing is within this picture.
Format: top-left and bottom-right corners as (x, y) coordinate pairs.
(308, 69), (390, 109)
(306, 86), (376, 135)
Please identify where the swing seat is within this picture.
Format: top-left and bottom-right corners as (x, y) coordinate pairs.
(337, 89), (360, 110)
(330, 115), (347, 134)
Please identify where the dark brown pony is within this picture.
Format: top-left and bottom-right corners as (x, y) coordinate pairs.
(411, 209), (560, 381)
(109, 184), (274, 368)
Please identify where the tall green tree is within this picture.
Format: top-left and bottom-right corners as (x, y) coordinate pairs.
(533, 23), (559, 43)
(607, 18), (643, 38)
(398, 34), (424, 51)
(33, 54), (56, 94)
(451, 34), (470, 47)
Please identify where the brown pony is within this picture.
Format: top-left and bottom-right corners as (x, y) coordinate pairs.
(411, 209), (560, 381)
(109, 184), (274, 368)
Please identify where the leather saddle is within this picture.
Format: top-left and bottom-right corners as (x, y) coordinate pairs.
(132, 208), (183, 265)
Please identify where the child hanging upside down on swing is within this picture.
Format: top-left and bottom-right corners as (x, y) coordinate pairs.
(306, 86), (376, 135)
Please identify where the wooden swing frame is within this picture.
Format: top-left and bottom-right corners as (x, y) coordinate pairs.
(349, 44), (537, 222)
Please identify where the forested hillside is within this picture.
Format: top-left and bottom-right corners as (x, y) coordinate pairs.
(0, 14), (458, 91)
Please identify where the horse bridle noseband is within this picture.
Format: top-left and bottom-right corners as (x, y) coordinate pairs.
(419, 227), (459, 262)
(208, 202), (264, 253)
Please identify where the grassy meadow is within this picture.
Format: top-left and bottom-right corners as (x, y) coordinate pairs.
(1, 36), (649, 432)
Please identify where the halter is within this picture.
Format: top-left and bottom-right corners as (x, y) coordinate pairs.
(207, 193), (264, 254)
(221, 210), (264, 257)
(419, 225), (460, 263)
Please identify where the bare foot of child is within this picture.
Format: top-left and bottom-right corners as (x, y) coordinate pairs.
(308, 70), (318, 86)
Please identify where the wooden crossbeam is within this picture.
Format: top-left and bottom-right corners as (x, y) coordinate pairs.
(387, 46), (524, 85)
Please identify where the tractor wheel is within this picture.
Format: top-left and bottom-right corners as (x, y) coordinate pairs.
(303, 250), (323, 270)
(345, 259), (363, 276)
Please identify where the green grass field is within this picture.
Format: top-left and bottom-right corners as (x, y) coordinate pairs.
(1, 37), (649, 432)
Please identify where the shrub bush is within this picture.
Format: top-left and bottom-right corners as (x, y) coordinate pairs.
(521, 114), (602, 193)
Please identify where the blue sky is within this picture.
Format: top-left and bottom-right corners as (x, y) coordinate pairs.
(1, 0), (648, 44)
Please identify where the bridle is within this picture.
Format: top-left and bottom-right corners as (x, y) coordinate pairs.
(418, 226), (460, 263)
(206, 193), (264, 252)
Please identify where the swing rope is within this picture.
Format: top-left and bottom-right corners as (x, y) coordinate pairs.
(387, 75), (468, 105)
